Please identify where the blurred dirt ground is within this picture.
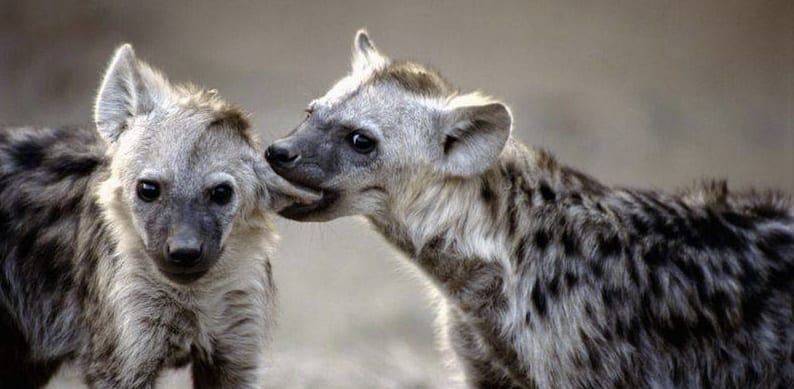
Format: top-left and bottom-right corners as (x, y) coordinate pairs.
(1, 1), (792, 388)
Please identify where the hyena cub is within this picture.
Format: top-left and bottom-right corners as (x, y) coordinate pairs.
(267, 31), (794, 388)
(0, 45), (314, 388)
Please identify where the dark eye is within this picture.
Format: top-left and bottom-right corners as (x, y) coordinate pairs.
(347, 131), (376, 154)
(137, 180), (160, 202)
(210, 184), (233, 205)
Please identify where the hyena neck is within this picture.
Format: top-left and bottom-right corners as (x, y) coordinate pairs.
(369, 139), (607, 282)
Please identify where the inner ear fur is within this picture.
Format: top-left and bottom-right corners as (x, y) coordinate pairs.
(436, 97), (513, 177)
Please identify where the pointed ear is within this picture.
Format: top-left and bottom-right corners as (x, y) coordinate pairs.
(94, 44), (170, 143)
(435, 94), (513, 177)
(352, 29), (389, 73)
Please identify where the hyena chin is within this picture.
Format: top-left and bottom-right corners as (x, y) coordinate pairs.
(0, 44), (316, 388)
(268, 31), (794, 388)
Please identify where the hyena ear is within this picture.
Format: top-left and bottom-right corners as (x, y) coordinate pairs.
(252, 157), (322, 211)
(94, 44), (172, 143)
(435, 94), (513, 177)
(351, 29), (389, 73)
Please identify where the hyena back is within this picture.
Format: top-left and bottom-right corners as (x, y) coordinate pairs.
(0, 45), (311, 388)
(267, 31), (794, 388)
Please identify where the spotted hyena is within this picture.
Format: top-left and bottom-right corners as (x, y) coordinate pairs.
(0, 44), (315, 388)
(266, 30), (794, 388)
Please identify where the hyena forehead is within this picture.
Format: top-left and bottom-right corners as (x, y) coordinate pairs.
(313, 61), (456, 112)
(118, 105), (256, 173)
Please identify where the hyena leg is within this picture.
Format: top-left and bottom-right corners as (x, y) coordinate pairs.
(191, 347), (265, 389)
(81, 319), (179, 389)
(445, 309), (529, 389)
(191, 292), (270, 388)
(190, 325), (267, 389)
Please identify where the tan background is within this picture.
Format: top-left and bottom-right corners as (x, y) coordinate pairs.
(1, 1), (792, 388)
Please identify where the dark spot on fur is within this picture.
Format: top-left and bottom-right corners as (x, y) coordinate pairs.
(538, 182), (556, 202)
(649, 273), (664, 298)
(597, 234), (622, 257)
(644, 243), (666, 268)
(688, 210), (744, 251)
(564, 272), (578, 288)
(656, 313), (691, 349)
(630, 214), (650, 235)
(480, 182), (494, 202)
(547, 274), (560, 298)
(625, 256), (641, 286)
(531, 284), (547, 318)
(480, 180), (500, 221)
(10, 140), (44, 169)
(589, 260), (604, 279)
(443, 135), (457, 155)
(534, 230), (549, 251)
(48, 156), (101, 178)
(678, 260), (708, 302)
(601, 287), (621, 309)
(561, 230), (580, 256)
(722, 211), (753, 229)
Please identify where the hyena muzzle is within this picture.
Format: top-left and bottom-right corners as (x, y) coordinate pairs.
(0, 44), (316, 388)
(266, 31), (794, 388)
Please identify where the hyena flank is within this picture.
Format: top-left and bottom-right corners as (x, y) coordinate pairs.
(266, 31), (794, 388)
(0, 45), (315, 388)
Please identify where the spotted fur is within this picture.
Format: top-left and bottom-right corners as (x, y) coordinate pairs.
(269, 31), (794, 388)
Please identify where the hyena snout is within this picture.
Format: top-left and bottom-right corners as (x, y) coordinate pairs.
(165, 224), (203, 267)
(153, 220), (222, 284)
(265, 140), (299, 170)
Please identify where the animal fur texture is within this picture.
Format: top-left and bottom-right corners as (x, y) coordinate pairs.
(267, 30), (794, 388)
(0, 44), (314, 388)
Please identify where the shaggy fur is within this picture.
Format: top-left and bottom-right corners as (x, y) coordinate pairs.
(0, 45), (311, 388)
(268, 31), (794, 388)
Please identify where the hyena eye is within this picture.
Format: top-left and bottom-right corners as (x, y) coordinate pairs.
(136, 180), (161, 202)
(347, 131), (376, 154)
(210, 184), (234, 205)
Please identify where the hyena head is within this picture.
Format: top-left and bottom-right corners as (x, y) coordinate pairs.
(94, 44), (309, 284)
(267, 30), (513, 221)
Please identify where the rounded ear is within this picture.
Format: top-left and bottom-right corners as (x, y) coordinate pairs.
(252, 157), (321, 211)
(94, 44), (172, 144)
(435, 94), (513, 177)
(351, 29), (389, 73)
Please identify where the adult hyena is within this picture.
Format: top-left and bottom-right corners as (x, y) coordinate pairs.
(0, 45), (315, 388)
(266, 31), (794, 388)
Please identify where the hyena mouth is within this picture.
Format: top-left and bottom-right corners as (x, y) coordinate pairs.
(279, 190), (339, 220)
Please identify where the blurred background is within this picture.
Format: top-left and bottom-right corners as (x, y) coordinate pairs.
(1, 1), (791, 387)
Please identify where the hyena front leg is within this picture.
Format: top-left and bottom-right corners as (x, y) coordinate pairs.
(190, 339), (266, 389)
(81, 300), (194, 389)
(444, 307), (529, 389)
(81, 325), (173, 389)
(191, 288), (271, 388)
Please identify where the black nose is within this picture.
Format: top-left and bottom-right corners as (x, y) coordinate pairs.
(167, 244), (203, 267)
(266, 142), (299, 169)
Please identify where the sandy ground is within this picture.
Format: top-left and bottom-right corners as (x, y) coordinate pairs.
(1, 1), (792, 387)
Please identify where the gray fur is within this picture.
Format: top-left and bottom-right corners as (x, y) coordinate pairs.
(269, 30), (794, 388)
(0, 45), (313, 388)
